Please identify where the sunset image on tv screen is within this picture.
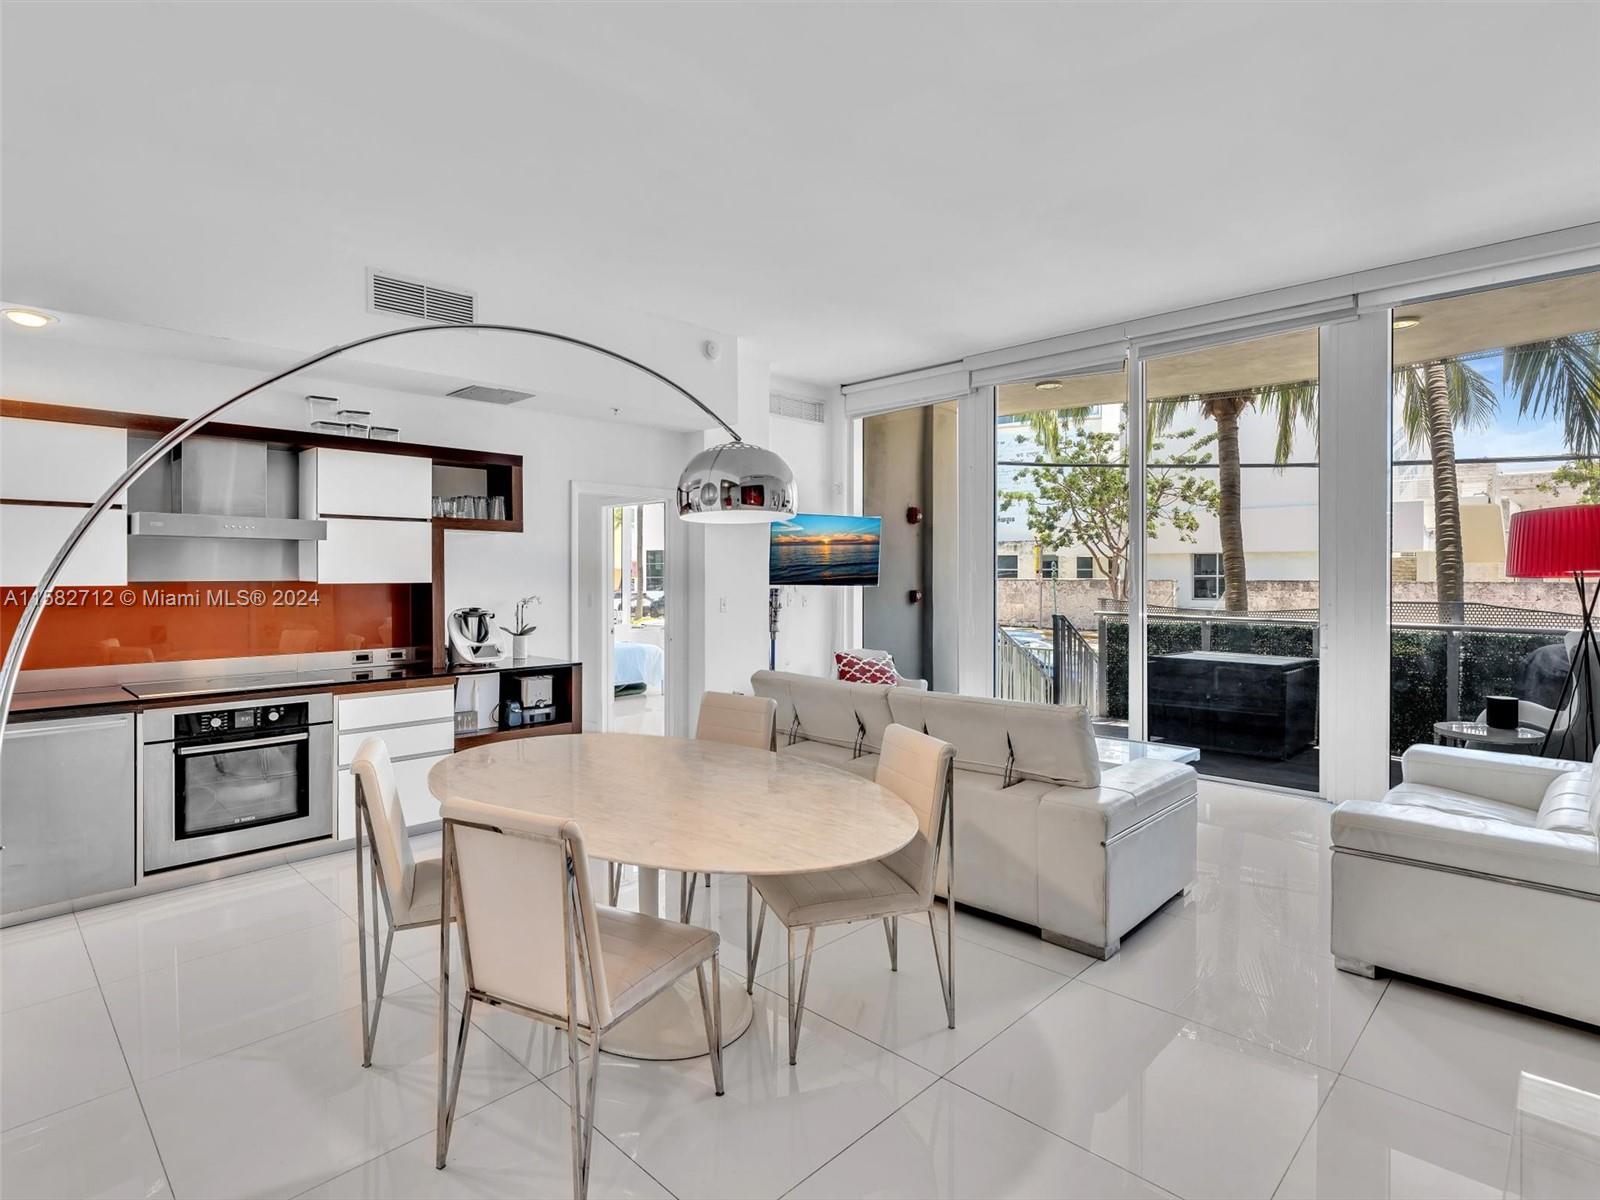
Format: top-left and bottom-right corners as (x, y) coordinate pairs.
(768, 514), (881, 586)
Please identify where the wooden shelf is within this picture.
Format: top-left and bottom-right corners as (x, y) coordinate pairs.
(431, 517), (521, 533)
(454, 721), (575, 751)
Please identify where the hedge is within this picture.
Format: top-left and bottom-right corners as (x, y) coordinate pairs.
(1096, 617), (1564, 756)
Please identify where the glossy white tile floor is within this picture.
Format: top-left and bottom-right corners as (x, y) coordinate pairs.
(5, 779), (1600, 1199)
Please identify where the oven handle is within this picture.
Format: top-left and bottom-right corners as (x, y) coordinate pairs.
(176, 731), (310, 755)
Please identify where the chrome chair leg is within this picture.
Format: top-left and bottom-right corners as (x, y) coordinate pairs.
(786, 926), (815, 1066)
(607, 861), (622, 906)
(929, 902), (955, 1030)
(355, 805), (372, 1066)
(565, 1021), (600, 1200)
(434, 830), (455, 1169)
(436, 991), (473, 1167)
(883, 915), (899, 972)
(746, 882), (767, 994)
(695, 956), (725, 1095)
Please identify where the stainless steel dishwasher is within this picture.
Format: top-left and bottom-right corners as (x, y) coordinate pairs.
(1, 713), (137, 915)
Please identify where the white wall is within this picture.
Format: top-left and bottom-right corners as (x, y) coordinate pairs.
(688, 340), (775, 707)
(765, 407), (836, 676)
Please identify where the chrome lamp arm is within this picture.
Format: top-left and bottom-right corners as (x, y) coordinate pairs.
(0, 321), (790, 740)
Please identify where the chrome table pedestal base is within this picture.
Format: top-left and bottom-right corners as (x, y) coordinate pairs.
(594, 968), (754, 1061)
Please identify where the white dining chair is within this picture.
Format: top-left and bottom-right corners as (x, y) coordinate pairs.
(608, 691), (778, 916)
(351, 737), (445, 1067)
(436, 796), (724, 1199)
(746, 722), (955, 1065)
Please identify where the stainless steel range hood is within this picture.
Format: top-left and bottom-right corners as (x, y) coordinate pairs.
(128, 437), (326, 541)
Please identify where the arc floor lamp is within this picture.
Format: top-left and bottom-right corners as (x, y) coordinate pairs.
(1505, 503), (1600, 760)
(0, 321), (796, 736)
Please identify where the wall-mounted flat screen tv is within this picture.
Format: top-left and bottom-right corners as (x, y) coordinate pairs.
(769, 514), (881, 587)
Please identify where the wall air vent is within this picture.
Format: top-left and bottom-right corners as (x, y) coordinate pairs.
(447, 384), (535, 406)
(369, 271), (476, 324)
(770, 392), (826, 424)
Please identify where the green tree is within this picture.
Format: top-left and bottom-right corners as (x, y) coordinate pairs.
(1539, 459), (1600, 505)
(1395, 334), (1600, 608)
(1000, 416), (1220, 604)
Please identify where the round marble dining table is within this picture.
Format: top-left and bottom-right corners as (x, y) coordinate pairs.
(427, 731), (918, 1060)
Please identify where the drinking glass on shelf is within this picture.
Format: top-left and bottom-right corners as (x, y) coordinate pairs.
(489, 496), (507, 522)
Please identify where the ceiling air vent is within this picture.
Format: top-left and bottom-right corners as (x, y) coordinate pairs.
(447, 384), (535, 406)
(770, 392), (825, 424)
(369, 271), (476, 324)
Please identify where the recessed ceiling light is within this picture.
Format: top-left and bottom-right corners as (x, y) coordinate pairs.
(2, 308), (57, 329)
(1034, 380), (1064, 391)
(1392, 315), (1422, 330)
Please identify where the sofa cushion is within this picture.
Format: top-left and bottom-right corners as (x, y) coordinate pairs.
(1536, 770), (1594, 834)
(945, 770), (1047, 924)
(1400, 744), (1586, 811)
(1044, 759), (1198, 841)
(757, 670), (896, 751)
(778, 739), (878, 780)
(1385, 781), (1539, 828)
(886, 689), (1100, 787)
(1333, 798), (1600, 895)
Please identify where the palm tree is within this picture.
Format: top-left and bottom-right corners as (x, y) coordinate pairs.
(1393, 359), (1495, 610)
(1152, 382), (1318, 611)
(1017, 383), (1317, 612)
(1396, 334), (1600, 610)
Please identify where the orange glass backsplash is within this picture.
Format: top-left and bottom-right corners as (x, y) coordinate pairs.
(1, 582), (429, 670)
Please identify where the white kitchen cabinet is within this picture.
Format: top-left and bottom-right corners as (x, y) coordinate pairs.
(300, 517), (431, 584)
(0, 418), (127, 504)
(300, 447), (431, 520)
(0, 503), (127, 587)
(335, 685), (455, 836)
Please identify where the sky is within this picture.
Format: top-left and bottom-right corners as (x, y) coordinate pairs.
(772, 513), (880, 539)
(1395, 352), (1571, 461)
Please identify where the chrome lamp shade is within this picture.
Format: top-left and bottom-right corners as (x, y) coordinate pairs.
(677, 440), (797, 524)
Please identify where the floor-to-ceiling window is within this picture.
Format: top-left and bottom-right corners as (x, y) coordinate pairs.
(1389, 270), (1600, 771)
(993, 368), (1129, 736)
(1139, 329), (1322, 791)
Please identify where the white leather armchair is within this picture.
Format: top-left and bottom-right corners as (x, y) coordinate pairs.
(1332, 744), (1600, 1025)
(751, 670), (1198, 957)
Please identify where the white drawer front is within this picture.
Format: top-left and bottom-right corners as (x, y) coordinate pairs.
(1, 418), (127, 503)
(338, 720), (453, 767)
(337, 752), (448, 838)
(302, 518), (431, 584)
(338, 686), (454, 731)
(0, 504), (127, 587)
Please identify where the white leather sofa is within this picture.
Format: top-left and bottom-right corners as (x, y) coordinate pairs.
(751, 670), (1198, 957)
(1332, 744), (1600, 1026)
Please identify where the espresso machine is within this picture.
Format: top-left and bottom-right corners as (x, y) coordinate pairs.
(447, 606), (503, 665)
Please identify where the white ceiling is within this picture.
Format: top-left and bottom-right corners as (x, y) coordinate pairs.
(4, 1), (1599, 391)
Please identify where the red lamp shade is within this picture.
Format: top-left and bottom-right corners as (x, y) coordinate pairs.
(1504, 505), (1600, 577)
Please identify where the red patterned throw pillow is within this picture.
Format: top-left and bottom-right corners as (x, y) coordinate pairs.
(835, 651), (900, 685)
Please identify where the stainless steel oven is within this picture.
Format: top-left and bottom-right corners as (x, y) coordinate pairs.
(142, 693), (333, 872)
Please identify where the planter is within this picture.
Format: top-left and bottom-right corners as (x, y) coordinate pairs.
(512, 634), (535, 660)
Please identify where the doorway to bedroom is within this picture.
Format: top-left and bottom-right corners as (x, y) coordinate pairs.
(606, 500), (668, 735)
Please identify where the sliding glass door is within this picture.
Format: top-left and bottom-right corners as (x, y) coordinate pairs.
(1388, 269), (1600, 771)
(1138, 329), (1323, 791)
(993, 367), (1129, 738)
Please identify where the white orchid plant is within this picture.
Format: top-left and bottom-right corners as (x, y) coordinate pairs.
(501, 594), (542, 638)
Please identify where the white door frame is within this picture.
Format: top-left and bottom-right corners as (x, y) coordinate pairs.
(569, 480), (688, 737)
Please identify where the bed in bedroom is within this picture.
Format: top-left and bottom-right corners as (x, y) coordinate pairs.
(613, 638), (665, 695)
